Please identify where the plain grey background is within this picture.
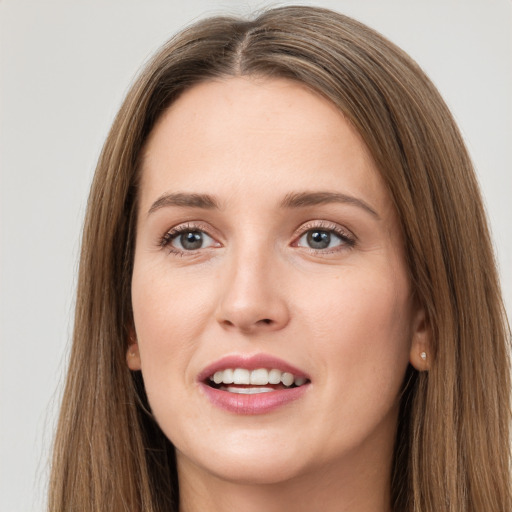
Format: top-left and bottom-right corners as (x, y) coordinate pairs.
(1, 0), (511, 510)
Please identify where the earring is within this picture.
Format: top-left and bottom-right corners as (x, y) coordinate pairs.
(420, 351), (427, 361)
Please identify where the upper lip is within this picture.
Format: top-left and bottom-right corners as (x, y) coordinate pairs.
(197, 353), (310, 382)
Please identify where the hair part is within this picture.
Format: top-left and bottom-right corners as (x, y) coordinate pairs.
(49, 6), (511, 511)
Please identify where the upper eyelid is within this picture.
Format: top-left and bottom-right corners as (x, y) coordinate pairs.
(166, 219), (352, 234)
(166, 221), (220, 238)
(168, 221), (209, 233)
(293, 220), (356, 239)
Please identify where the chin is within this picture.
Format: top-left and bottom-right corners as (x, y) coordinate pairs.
(193, 458), (307, 486)
(176, 434), (311, 486)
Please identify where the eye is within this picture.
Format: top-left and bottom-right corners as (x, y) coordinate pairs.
(161, 226), (219, 252)
(297, 229), (340, 250)
(294, 224), (355, 251)
(174, 230), (214, 250)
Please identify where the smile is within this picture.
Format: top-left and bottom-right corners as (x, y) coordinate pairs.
(199, 355), (311, 414)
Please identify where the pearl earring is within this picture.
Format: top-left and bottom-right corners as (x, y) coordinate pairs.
(420, 351), (427, 361)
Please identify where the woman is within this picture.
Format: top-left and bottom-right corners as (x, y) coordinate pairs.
(48, 6), (511, 512)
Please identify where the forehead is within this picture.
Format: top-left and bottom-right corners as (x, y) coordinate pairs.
(139, 77), (390, 215)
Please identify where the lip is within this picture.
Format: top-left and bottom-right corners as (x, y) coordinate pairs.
(197, 353), (311, 415)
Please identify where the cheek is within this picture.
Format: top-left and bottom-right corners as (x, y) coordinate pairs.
(297, 265), (412, 400)
(130, 263), (213, 380)
(130, 269), (207, 435)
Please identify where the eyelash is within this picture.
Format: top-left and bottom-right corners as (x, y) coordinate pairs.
(159, 221), (356, 255)
(293, 221), (356, 253)
(159, 222), (215, 255)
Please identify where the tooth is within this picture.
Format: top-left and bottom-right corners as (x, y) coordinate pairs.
(250, 368), (269, 385)
(233, 368), (250, 385)
(223, 386), (274, 394)
(222, 368), (234, 384)
(268, 369), (281, 384)
(281, 372), (294, 387)
(212, 368), (305, 388)
(244, 387), (274, 394)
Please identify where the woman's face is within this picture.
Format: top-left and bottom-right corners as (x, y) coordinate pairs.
(130, 77), (427, 485)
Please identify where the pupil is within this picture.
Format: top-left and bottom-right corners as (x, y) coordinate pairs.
(307, 230), (330, 249)
(180, 231), (203, 250)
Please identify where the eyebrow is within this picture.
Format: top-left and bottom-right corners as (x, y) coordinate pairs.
(280, 191), (380, 219)
(148, 192), (219, 215)
(147, 190), (380, 219)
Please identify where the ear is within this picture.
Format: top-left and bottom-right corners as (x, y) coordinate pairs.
(409, 305), (431, 371)
(126, 328), (142, 370)
(126, 343), (141, 370)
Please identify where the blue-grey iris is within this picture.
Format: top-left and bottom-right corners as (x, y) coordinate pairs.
(307, 230), (331, 249)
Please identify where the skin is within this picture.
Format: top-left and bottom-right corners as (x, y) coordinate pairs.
(128, 77), (429, 512)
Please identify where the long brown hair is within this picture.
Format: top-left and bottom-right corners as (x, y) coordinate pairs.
(48, 6), (511, 511)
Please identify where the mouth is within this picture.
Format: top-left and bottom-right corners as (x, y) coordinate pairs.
(198, 355), (311, 414)
(206, 368), (309, 394)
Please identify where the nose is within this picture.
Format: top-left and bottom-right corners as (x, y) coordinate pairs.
(215, 247), (290, 334)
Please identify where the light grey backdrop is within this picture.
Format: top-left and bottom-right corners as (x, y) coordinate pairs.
(1, 1), (511, 510)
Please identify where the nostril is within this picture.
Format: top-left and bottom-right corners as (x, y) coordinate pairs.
(260, 319), (272, 325)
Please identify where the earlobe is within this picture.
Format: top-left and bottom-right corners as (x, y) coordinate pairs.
(409, 306), (431, 371)
(410, 349), (429, 371)
(126, 343), (142, 371)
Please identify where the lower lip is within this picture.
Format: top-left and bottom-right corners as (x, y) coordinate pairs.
(199, 383), (310, 415)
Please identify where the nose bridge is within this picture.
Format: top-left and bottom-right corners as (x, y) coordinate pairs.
(216, 233), (289, 332)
